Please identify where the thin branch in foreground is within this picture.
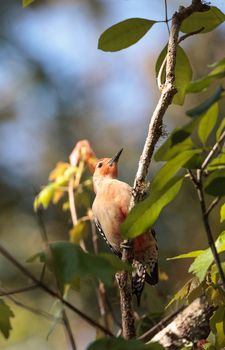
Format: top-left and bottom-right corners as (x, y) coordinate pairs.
(206, 196), (221, 216)
(0, 284), (37, 297)
(201, 130), (225, 170)
(118, 0), (209, 340)
(0, 244), (113, 337)
(0, 287), (62, 323)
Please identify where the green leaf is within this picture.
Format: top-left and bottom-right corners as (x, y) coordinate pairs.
(22, 0), (35, 7)
(210, 307), (225, 348)
(122, 149), (200, 239)
(204, 170), (225, 196)
(156, 45), (192, 105)
(220, 203), (225, 223)
(189, 231), (225, 281)
(87, 337), (164, 350)
(121, 176), (183, 239)
(0, 299), (14, 339)
(154, 118), (199, 162)
(152, 150), (200, 191)
(207, 154), (225, 171)
(186, 86), (224, 117)
(216, 118), (225, 141)
(167, 250), (204, 260)
(187, 57), (225, 93)
(198, 103), (219, 144)
(28, 242), (131, 292)
(181, 7), (225, 34)
(98, 18), (155, 52)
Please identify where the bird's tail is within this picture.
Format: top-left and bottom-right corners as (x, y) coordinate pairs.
(132, 260), (158, 306)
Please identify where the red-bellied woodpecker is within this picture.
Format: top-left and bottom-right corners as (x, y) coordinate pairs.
(92, 149), (158, 305)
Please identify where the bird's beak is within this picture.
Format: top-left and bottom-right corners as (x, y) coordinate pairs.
(108, 148), (123, 166)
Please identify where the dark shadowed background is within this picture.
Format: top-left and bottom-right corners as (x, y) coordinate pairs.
(0, 0), (224, 349)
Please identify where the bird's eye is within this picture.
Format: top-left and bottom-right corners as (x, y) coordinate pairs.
(97, 162), (103, 168)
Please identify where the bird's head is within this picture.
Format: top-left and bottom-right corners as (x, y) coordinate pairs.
(93, 148), (123, 180)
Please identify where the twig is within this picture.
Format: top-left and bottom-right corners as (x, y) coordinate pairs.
(118, 0), (209, 340)
(0, 284), (37, 297)
(0, 287), (61, 323)
(91, 219), (110, 330)
(201, 130), (225, 170)
(206, 196), (221, 216)
(138, 306), (185, 342)
(164, 0), (170, 34)
(196, 169), (225, 290)
(0, 244), (114, 336)
(178, 27), (204, 43)
(36, 209), (77, 350)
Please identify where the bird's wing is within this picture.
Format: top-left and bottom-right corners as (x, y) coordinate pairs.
(94, 217), (121, 257)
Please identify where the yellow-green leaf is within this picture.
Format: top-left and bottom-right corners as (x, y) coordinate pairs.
(121, 177), (183, 239)
(69, 221), (87, 244)
(198, 103), (219, 144)
(34, 184), (55, 211)
(22, 0), (35, 7)
(167, 250), (204, 260)
(189, 231), (225, 281)
(98, 18), (155, 52)
(220, 203), (225, 223)
(181, 7), (225, 34)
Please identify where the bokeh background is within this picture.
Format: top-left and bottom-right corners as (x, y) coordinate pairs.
(0, 0), (225, 349)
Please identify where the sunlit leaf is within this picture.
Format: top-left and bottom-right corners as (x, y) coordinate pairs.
(210, 307), (225, 348)
(34, 184), (55, 211)
(204, 170), (225, 196)
(186, 86), (224, 117)
(0, 299), (14, 339)
(22, 0), (35, 7)
(207, 154), (225, 171)
(198, 103), (219, 144)
(181, 7), (225, 34)
(98, 18), (155, 52)
(28, 242), (131, 292)
(187, 57), (225, 93)
(152, 150), (200, 191)
(69, 220), (87, 244)
(49, 162), (69, 181)
(121, 177), (183, 239)
(167, 250), (204, 260)
(88, 337), (164, 350)
(156, 45), (192, 105)
(220, 203), (225, 223)
(216, 118), (225, 141)
(189, 231), (225, 281)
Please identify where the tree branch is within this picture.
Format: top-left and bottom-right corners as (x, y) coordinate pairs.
(201, 130), (225, 170)
(150, 297), (213, 349)
(118, 0), (209, 340)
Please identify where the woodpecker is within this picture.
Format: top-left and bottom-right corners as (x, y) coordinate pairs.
(92, 149), (158, 305)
